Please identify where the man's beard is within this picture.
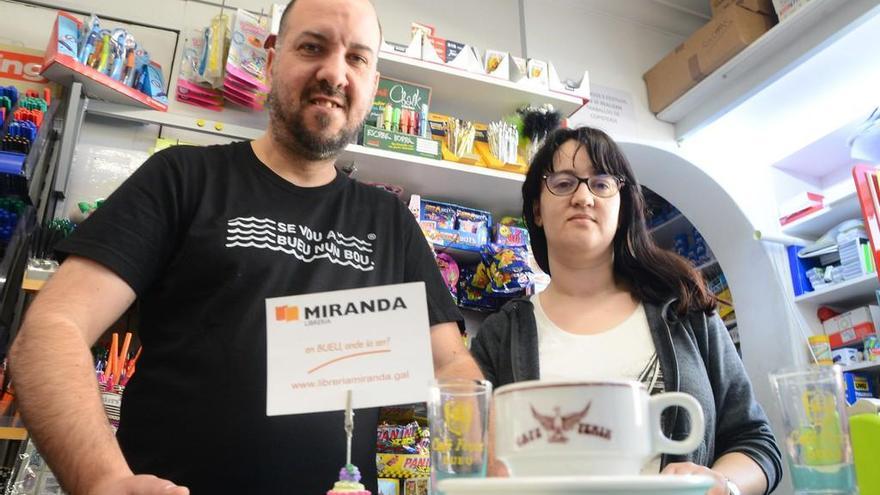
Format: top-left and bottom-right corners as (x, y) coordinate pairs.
(267, 82), (364, 161)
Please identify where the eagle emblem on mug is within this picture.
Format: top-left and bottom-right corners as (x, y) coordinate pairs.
(531, 402), (591, 443)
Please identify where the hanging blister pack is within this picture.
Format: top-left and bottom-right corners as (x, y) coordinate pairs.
(224, 9), (269, 109)
(205, 13), (230, 87)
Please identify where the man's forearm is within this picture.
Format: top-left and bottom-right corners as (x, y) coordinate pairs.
(10, 315), (133, 494)
(712, 452), (768, 495)
(434, 346), (484, 380)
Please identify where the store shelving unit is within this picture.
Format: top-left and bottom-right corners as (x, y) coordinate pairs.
(84, 100), (526, 216)
(376, 50), (586, 123)
(648, 213), (690, 248)
(339, 144), (523, 215)
(793, 272), (880, 307)
(657, 0), (880, 139)
(844, 360), (880, 374)
(696, 259), (720, 272)
(779, 190), (860, 240)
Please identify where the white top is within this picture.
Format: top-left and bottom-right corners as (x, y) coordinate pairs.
(532, 293), (663, 474)
(533, 294), (655, 382)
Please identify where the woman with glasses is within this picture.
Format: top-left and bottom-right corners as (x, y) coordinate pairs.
(470, 127), (781, 495)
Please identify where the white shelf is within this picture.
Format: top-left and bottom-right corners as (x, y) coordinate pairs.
(86, 100), (263, 140)
(696, 259), (720, 272)
(377, 51), (586, 123)
(650, 213), (689, 247)
(843, 361), (880, 373)
(657, 0), (880, 139)
(86, 101), (527, 215)
(649, 213), (685, 233)
(339, 144), (524, 216)
(771, 114), (866, 179)
(794, 272), (880, 307)
(780, 190), (861, 241)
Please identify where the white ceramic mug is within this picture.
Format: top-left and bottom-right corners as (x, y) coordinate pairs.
(494, 380), (705, 476)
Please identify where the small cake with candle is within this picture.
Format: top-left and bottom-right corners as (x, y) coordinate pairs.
(326, 463), (370, 495)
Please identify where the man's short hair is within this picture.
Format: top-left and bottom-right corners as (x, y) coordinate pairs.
(276, 0), (383, 46)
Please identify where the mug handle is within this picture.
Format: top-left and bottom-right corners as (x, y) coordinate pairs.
(648, 392), (705, 455)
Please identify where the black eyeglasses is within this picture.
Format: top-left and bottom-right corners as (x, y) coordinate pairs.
(542, 171), (626, 198)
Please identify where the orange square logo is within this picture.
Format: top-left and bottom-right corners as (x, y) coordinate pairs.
(275, 305), (299, 322)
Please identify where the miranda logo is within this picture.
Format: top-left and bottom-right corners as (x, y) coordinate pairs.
(517, 401), (612, 447)
(277, 297), (408, 326)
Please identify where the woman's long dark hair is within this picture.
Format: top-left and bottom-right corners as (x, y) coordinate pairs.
(522, 126), (716, 316)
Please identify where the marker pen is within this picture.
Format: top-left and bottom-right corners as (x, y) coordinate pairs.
(383, 104), (393, 131)
(420, 104), (430, 138)
(376, 105), (385, 129)
(392, 106), (401, 133)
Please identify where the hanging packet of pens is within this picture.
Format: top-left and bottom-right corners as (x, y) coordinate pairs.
(95, 331), (142, 433)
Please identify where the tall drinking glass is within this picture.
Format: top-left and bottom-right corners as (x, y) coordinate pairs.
(427, 379), (491, 494)
(769, 366), (858, 494)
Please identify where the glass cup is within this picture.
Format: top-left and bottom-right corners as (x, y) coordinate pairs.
(427, 379), (491, 494)
(769, 366), (858, 494)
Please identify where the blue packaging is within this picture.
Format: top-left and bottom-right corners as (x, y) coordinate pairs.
(138, 61), (168, 104)
(56, 15), (80, 59)
(418, 199), (491, 252)
(843, 371), (876, 405)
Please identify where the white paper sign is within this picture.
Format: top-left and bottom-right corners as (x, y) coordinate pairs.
(570, 84), (637, 138)
(265, 282), (434, 416)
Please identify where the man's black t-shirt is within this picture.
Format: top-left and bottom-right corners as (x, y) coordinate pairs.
(57, 141), (461, 494)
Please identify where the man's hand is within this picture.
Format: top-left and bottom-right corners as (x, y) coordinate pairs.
(487, 458), (510, 477)
(661, 462), (729, 495)
(90, 475), (189, 495)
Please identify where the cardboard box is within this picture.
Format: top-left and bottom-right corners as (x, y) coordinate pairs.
(823, 305), (880, 349)
(710, 0), (777, 16)
(643, 6), (776, 113)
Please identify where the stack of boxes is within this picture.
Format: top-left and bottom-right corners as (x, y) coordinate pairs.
(821, 305), (880, 403)
(643, 0), (778, 113)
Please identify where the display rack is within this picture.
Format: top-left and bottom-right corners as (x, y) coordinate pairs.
(42, 53), (168, 112)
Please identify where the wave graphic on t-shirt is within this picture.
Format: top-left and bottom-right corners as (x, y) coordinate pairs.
(228, 216), (277, 226)
(227, 228), (275, 235)
(224, 217), (376, 272)
(224, 240), (374, 271)
(333, 232), (372, 249)
(226, 235), (276, 243)
(328, 237), (373, 253)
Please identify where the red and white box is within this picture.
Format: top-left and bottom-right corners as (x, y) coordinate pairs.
(823, 305), (880, 349)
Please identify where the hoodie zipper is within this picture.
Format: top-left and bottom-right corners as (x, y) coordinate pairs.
(511, 304), (521, 382)
(660, 303), (681, 469)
